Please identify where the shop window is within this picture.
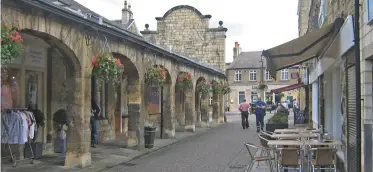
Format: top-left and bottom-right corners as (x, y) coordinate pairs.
(251, 92), (258, 103)
(238, 91), (245, 104)
(234, 70), (242, 81)
(281, 69), (289, 80)
(265, 70), (273, 81)
(249, 70), (257, 81)
(368, 0), (373, 23)
(25, 71), (43, 110)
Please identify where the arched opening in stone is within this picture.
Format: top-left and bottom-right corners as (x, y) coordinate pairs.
(1, 29), (81, 167)
(145, 65), (173, 138)
(195, 77), (210, 127)
(90, 52), (140, 147)
(175, 71), (195, 132)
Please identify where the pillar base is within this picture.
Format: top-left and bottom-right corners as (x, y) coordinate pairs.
(185, 125), (195, 132)
(163, 129), (176, 138)
(212, 119), (220, 125)
(200, 121), (210, 128)
(218, 117), (225, 124)
(64, 152), (91, 168)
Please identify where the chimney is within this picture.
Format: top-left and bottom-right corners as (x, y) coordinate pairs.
(121, 1), (133, 25)
(233, 42), (240, 59)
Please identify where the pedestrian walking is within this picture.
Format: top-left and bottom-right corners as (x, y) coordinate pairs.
(90, 98), (100, 148)
(254, 97), (267, 132)
(238, 99), (250, 129)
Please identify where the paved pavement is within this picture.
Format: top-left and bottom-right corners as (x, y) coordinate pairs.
(100, 113), (274, 172)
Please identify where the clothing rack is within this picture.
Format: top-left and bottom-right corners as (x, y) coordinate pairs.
(1, 108), (34, 167)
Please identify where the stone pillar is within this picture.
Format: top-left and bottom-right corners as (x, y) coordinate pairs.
(200, 95), (210, 127)
(219, 93), (225, 123)
(184, 87), (196, 132)
(212, 92), (220, 125)
(127, 77), (143, 149)
(162, 83), (176, 138)
(175, 88), (185, 131)
(195, 92), (202, 127)
(64, 76), (91, 168)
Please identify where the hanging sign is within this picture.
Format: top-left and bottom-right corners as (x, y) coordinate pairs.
(24, 47), (46, 68)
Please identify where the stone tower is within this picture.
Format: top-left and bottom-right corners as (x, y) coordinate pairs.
(141, 5), (228, 71)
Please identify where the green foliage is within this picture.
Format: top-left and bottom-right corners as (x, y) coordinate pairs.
(1, 23), (23, 68)
(222, 85), (231, 95)
(144, 66), (167, 87)
(267, 106), (289, 124)
(258, 83), (268, 90)
(91, 53), (122, 88)
(176, 72), (192, 90)
(211, 80), (223, 93)
(196, 80), (211, 98)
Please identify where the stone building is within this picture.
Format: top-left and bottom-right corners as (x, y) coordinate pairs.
(263, 0), (373, 171)
(140, 5), (228, 72)
(226, 43), (300, 111)
(1, 0), (226, 168)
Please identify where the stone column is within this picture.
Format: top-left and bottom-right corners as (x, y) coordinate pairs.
(127, 77), (143, 149)
(200, 95), (210, 127)
(175, 88), (185, 131)
(195, 92), (202, 127)
(219, 93), (225, 123)
(184, 87), (196, 132)
(212, 92), (220, 125)
(162, 83), (176, 138)
(64, 76), (91, 168)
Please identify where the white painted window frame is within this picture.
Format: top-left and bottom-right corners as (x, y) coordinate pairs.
(249, 70), (257, 81)
(265, 70), (273, 81)
(234, 70), (242, 81)
(281, 69), (289, 80)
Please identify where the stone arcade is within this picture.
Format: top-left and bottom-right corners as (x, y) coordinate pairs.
(1, 0), (227, 168)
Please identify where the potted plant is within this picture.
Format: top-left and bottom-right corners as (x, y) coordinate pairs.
(196, 80), (211, 98)
(265, 106), (289, 132)
(91, 53), (122, 88)
(144, 66), (167, 87)
(53, 109), (69, 153)
(24, 108), (45, 159)
(1, 23), (23, 69)
(258, 83), (268, 90)
(211, 80), (223, 93)
(176, 72), (192, 90)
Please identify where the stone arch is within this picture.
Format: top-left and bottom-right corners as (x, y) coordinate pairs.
(195, 77), (209, 127)
(143, 65), (174, 138)
(156, 5), (212, 20)
(14, 29), (85, 167)
(175, 71), (196, 132)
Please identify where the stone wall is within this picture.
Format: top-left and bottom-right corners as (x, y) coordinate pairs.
(298, 0), (311, 36)
(141, 5), (227, 72)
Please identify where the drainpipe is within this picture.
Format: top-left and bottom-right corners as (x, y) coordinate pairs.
(354, 0), (361, 171)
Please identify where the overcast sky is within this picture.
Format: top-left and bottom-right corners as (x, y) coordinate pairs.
(75, 0), (299, 63)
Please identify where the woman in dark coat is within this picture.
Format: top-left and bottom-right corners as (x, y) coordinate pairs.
(90, 98), (100, 148)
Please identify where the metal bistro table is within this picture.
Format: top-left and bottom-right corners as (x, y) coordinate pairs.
(271, 133), (319, 140)
(274, 128), (320, 134)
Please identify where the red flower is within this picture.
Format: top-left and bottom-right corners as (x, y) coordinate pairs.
(17, 28), (22, 32)
(186, 73), (191, 79)
(92, 56), (98, 67)
(4, 24), (8, 28)
(177, 76), (183, 82)
(115, 58), (121, 66)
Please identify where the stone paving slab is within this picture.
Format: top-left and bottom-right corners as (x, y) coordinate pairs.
(1, 126), (214, 172)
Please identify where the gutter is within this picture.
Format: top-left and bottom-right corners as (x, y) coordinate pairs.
(18, 0), (226, 78)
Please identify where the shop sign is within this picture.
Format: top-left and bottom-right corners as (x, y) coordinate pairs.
(25, 47), (46, 68)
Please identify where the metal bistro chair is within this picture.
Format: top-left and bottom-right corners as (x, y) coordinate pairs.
(275, 146), (303, 171)
(308, 146), (337, 172)
(243, 142), (274, 172)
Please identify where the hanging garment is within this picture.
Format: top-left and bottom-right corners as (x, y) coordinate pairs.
(2, 111), (22, 144)
(19, 112), (29, 144)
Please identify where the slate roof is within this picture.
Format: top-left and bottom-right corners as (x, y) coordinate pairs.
(227, 51), (266, 70)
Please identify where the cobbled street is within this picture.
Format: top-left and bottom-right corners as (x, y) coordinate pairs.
(101, 113), (274, 172)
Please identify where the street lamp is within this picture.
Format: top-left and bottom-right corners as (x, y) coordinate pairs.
(259, 54), (265, 99)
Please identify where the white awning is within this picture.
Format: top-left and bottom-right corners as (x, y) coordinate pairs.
(262, 18), (345, 79)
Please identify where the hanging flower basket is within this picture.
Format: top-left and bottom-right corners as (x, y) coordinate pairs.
(91, 53), (122, 87)
(258, 83), (268, 90)
(196, 80), (211, 98)
(144, 66), (167, 87)
(176, 72), (192, 90)
(222, 84), (231, 95)
(211, 80), (223, 93)
(1, 23), (23, 68)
